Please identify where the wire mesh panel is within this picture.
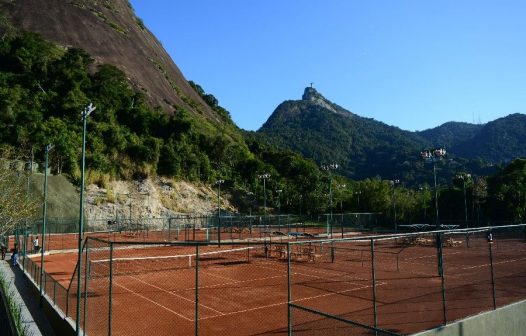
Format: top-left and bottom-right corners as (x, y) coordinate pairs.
(196, 243), (288, 335)
(289, 239), (376, 333)
(108, 242), (199, 336)
(81, 238), (112, 336)
(290, 304), (400, 336)
(442, 229), (494, 323)
(373, 234), (443, 334)
(491, 225), (526, 308)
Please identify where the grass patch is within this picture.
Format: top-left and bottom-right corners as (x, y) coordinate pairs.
(0, 272), (26, 335)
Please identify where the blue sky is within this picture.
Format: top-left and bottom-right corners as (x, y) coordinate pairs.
(130, 1), (526, 132)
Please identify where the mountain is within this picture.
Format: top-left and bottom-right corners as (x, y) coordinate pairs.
(0, 5), (332, 215)
(418, 114), (526, 162)
(259, 87), (430, 180)
(258, 87), (526, 182)
(0, 0), (219, 122)
(452, 113), (526, 162)
(417, 122), (483, 149)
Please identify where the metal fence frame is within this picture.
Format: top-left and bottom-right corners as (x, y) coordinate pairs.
(286, 223), (526, 335)
(14, 223), (526, 335)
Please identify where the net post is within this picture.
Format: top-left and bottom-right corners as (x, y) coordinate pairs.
(195, 244), (199, 336)
(488, 233), (497, 310)
(370, 238), (378, 334)
(331, 241), (335, 263)
(108, 242), (113, 336)
(287, 242), (292, 336)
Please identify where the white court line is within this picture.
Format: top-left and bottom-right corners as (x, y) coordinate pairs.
(257, 259), (370, 282)
(403, 251), (462, 261)
(198, 282), (386, 321)
(460, 256), (526, 270)
(254, 262), (375, 289)
(127, 275), (224, 315)
(93, 259), (225, 315)
(195, 272), (288, 290)
(112, 281), (194, 321)
(199, 269), (237, 282)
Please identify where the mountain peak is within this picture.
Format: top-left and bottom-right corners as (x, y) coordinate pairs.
(302, 86), (323, 101)
(301, 86), (350, 115)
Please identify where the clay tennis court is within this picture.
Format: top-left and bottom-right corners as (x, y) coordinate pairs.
(12, 223), (336, 252)
(24, 226), (526, 336)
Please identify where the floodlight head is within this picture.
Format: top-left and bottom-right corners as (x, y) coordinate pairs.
(81, 103), (96, 118)
(45, 143), (54, 152)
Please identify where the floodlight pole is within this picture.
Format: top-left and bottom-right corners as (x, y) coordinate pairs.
(421, 149), (446, 229)
(216, 179), (224, 243)
(40, 143), (53, 306)
(321, 163), (339, 222)
(338, 185), (346, 213)
(246, 192), (254, 217)
(23, 153), (33, 271)
(76, 103), (95, 336)
(355, 191), (361, 212)
(276, 189), (282, 227)
(456, 173), (471, 229)
(419, 186), (428, 222)
(258, 174), (270, 216)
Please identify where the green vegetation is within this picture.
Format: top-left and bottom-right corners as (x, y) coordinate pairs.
(258, 89), (526, 185)
(1, 30), (524, 222)
(0, 31), (332, 214)
(0, 149), (39, 236)
(486, 158), (526, 221)
(0, 272), (26, 335)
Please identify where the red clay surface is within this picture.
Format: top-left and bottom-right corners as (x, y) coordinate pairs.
(21, 232), (526, 336)
(10, 226), (340, 251)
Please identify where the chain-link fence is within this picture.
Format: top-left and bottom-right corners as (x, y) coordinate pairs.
(15, 224), (526, 335)
(287, 224), (526, 335)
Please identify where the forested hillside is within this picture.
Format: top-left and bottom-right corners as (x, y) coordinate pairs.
(0, 29), (335, 213)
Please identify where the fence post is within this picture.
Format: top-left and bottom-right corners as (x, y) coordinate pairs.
(108, 242), (113, 336)
(439, 234), (447, 325)
(287, 242), (292, 336)
(488, 236), (497, 310)
(331, 241), (335, 263)
(83, 238), (89, 336)
(436, 232), (443, 276)
(217, 214), (221, 246)
(195, 245), (199, 336)
(370, 238), (378, 333)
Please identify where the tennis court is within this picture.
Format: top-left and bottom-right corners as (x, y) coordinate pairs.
(34, 242), (385, 335)
(22, 224), (526, 335)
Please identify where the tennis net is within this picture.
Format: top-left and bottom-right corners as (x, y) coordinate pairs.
(88, 246), (260, 277)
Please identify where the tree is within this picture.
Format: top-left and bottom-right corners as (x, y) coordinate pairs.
(0, 149), (39, 236)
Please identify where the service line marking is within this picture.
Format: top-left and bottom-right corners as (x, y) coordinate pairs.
(198, 282), (386, 321)
(112, 281), (194, 321)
